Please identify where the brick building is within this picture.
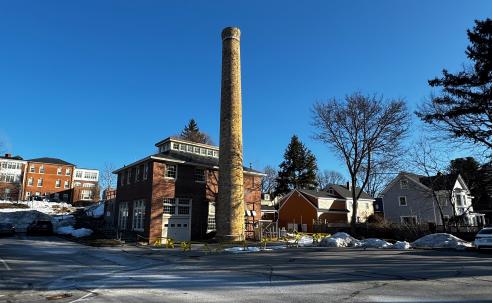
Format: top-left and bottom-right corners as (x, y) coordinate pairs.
(23, 158), (75, 202)
(72, 168), (100, 205)
(0, 154), (27, 201)
(112, 137), (264, 243)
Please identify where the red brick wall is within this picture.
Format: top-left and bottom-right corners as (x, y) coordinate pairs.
(278, 191), (317, 232)
(23, 162), (75, 201)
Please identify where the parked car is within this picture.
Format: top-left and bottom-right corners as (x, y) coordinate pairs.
(0, 223), (15, 236)
(474, 227), (492, 250)
(26, 220), (53, 235)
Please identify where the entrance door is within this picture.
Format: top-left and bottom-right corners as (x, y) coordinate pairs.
(162, 217), (191, 241)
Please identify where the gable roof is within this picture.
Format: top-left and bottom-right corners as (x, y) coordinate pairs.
(298, 189), (338, 199)
(28, 157), (74, 166)
(329, 184), (374, 200)
(381, 172), (466, 195)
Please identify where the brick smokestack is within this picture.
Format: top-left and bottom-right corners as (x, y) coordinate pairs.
(216, 27), (245, 241)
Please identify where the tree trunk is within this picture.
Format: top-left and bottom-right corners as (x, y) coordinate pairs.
(350, 179), (358, 235)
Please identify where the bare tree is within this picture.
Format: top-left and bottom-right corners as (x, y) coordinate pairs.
(261, 165), (277, 195)
(100, 163), (116, 199)
(312, 93), (410, 233)
(317, 170), (345, 190)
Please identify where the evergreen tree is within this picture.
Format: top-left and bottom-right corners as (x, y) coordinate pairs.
(179, 119), (213, 144)
(416, 19), (492, 152)
(274, 135), (318, 196)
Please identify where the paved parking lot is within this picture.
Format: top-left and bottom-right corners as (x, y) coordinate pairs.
(1, 235), (491, 302)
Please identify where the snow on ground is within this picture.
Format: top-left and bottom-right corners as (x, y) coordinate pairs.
(0, 200), (74, 215)
(393, 241), (411, 250)
(85, 202), (104, 218)
(412, 233), (472, 249)
(319, 232), (361, 247)
(287, 235), (314, 247)
(359, 238), (393, 249)
(56, 226), (93, 238)
(0, 210), (51, 232)
(224, 247), (261, 253)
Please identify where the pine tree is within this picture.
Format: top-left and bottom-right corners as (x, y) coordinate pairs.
(179, 119), (213, 144)
(274, 135), (318, 196)
(416, 19), (492, 151)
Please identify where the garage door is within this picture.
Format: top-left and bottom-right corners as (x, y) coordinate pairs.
(162, 217), (191, 241)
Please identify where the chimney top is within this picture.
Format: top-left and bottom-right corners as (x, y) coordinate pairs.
(222, 27), (241, 41)
(4, 153), (11, 158)
(346, 182), (351, 190)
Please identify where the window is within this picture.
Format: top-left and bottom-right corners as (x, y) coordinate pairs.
(201, 148), (207, 155)
(194, 168), (205, 182)
(132, 200), (145, 231)
(207, 149), (213, 156)
(456, 195), (465, 206)
(39, 165), (45, 174)
(81, 190), (92, 200)
(37, 178), (43, 187)
(0, 162), (5, 169)
(25, 192), (31, 199)
(163, 198), (176, 214)
(207, 216), (216, 231)
(172, 143), (179, 150)
(180, 144), (187, 151)
(213, 151), (218, 158)
(35, 192), (40, 196)
(399, 196), (407, 206)
(54, 193), (59, 200)
(194, 147), (200, 154)
(76, 170), (83, 178)
(57, 167), (62, 175)
(65, 168), (71, 176)
(83, 183), (95, 188)
(119, 173), (124, 186)
(187, 145), (193, 152)
(143, 163), (149, 180)
(62, 194), (69, 201)
(118, 202), (129, 230)
(165, 164), (177, 179)
(55, 180), (61, 188)
(400, 179), (408, 189)
(135, 166), (140, 182)
(127, 169), (131, 185)
(28, 178), (33, 186)
(30, 165), (35, 173)
(163, 198), (190, 215)
(74, 182), (81, 187)
(401, 216), (417, 225)
(64, 181), (69, 188)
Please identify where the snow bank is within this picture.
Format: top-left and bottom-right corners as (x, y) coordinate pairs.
(56, 226), (93, 238)
(224, 247), (261, 254)
(85, 203), (104, 218)
(0, 200), (74, 215)
(360, 238), (392, 249)
(319, 232), (361, 247)
(287, 235), (313, 247)
(412, 233), (472, 249)
(0, 210), (51, 232)
(393, 241), (411, 250)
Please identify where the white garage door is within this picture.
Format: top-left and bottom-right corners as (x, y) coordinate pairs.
(162, 217), (191, 241)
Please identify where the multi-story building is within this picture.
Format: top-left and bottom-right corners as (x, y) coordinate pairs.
(23, 157), (75, 202)
(112, 137), (264, 243)
(72, 168), (100, 205)
(0, 154), (27, 201)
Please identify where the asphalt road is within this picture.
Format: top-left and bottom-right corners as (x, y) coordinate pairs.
(0, 235), (491, 303)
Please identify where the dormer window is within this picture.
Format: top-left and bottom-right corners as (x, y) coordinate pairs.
(187, 145), (193, 152)
(201, 148), (207, 155)
(180, 144), (187, 151)
(172, 143), (179, 150)
(400, 179), (408, 189)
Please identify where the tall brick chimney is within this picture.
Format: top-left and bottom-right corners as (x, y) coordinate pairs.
(216, 27), (245, 241)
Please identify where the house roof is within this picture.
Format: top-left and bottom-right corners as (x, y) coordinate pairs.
(418, 173), (460, 191)
(28, 157), (74, 166)
(329, 184), (374, 200)
(0, 155), (24, 160)
(298, 189), (338, 199)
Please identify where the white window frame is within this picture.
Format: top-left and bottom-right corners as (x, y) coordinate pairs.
(163, 197), (191, 216)
(194, 168), (205, 183)
(398, 196), (407, 206)
(127, 169), (131, 185)
(118, 202), (129, 230)
(165, 164), (177, 179)
(135, 166), (140, 182)
(39, 165), (44, 174)
(143, 163), (149, 180)
(30, 165), (35, 173)
(37, 178), (43, 187)
(132, 200), (146, 231)
(65, 168), (71, 176)
(28, 177), (33, 186)
(57, 167), (62, 175)
(64, 180), (69, 189)
(399, 179), (408, 189)
(55, 179), (61, 188)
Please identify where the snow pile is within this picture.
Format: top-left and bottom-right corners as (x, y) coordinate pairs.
(224, 247), (261, 254)
(51, 215), (75, 230)
(319, 232), (361, 247)
(360, 238), (393, 249)
(85, 203), (104, 218)
(392, 241), (411, 250)
(56, 226), (93, 238)
(412, 233), (472, 249)
(0, 200), (73, 215)
(288, 235), (314, 247)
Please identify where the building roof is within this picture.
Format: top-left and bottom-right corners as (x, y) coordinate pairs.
(329, 184), (374, 200)
(298, 189), (338, 199)
(400, 172), (460, 191)
(0, 155), (24, 160)
(28, 157), (75, 166)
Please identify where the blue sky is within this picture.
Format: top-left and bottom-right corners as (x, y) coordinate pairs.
(0, 1), (491, 178)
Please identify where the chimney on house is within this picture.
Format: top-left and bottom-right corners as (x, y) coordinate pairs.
(216, 27), (245, 241)
(4, 153), (11, 158)
(346, 181), (351, 191)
